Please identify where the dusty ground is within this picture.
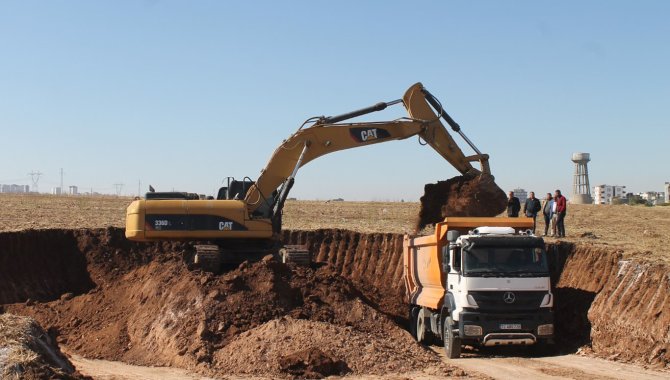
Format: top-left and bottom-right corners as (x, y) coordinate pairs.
(1, 193), (669, 379)
(2, 194), (669, 262)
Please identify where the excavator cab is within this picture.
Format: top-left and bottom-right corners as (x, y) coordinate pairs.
(216, 178), (255, 200)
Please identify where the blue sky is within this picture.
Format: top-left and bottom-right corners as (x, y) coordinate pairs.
(1, 1), (668, 200)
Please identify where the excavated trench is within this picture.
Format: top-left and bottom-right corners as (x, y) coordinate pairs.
(0, 228), (668, 376)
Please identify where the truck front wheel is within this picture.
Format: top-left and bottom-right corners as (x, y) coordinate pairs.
(443, 316), (461, 359)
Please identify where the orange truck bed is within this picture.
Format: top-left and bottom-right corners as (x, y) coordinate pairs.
(403, 217), (534, 310)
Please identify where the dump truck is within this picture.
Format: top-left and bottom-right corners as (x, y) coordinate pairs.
(404, 217), (554, 358)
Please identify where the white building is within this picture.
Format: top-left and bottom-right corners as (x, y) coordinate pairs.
(665, 183), (670, 203)
(593, 185), (626, 205)
(52, 187), (62, 195)
(638, 191), (666, 205)
(0, 184), (30, 193)
(512, 188), (528, 204)
(69, 186), (78, 195)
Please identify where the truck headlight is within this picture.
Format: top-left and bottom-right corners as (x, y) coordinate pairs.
(467, 294), (479, 308)
(538, 324), (554, 336)
(464, 325), (483, 336)
(540, 293), (553, 307)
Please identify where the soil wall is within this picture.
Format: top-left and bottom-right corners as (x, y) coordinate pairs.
(548, 242), (669, 367)
(0, 230), (94, 304)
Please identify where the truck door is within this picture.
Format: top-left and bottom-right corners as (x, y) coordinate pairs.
(446, 245), (462, 313)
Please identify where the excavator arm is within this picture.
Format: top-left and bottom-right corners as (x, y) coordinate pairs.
(245, 82), (491, 222)
(125, 82), (494, 248)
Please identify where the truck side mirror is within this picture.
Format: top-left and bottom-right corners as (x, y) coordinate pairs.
(447, 231), (460, 243)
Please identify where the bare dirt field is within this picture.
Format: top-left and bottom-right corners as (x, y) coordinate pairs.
(1, 194), (669, 379)
(2, 194), (669, 263)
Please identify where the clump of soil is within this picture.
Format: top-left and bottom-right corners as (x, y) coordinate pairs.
(416, 175), (507, 232)
(278, 346), (348, 379)
(0, 313), (89, 380)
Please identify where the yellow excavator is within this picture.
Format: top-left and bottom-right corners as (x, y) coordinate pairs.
(126, 82), (492, 270)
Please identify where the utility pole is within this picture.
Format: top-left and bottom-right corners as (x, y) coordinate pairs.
(59, 168), (64, 195)
(28, 170), (43, 193)
(113, 183), (124, 196)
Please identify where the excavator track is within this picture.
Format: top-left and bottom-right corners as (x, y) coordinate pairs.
(280, 245), (311, 265)
(193, 244), (222, 273)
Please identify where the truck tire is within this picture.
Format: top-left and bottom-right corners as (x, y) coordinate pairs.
(416, 308), (426, 344)
(443, 316), (461, 359)
(409, 307), (419, 340)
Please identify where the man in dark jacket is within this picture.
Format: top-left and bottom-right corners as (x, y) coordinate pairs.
(554, 189), (567, 237)
(507, 191), (521, 217)
(523, 191), (542, 233)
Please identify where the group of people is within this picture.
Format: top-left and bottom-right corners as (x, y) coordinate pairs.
(506, 190), (567, 237)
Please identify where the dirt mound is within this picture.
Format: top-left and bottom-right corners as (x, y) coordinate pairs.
(0, 313), (89, 380)
(214, 317), (449, 377)
(416, 175), (507, 232)
(2, 228), (454, 377)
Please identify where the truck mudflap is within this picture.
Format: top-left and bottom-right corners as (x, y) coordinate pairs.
(458, 309), (554, 346)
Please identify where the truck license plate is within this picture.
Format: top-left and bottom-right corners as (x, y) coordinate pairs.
(500, 324), (521, 330)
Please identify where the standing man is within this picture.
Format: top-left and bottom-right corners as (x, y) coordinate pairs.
(507, 191), (521, 217)
(523, 192), (542, 233)
(554, 189), (567, 237)
(541, 193), (554, 236)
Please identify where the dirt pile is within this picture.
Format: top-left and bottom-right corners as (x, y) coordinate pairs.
(215, 317), (449, 377)
(1, 228), (454, 377)
(0, 313), (89, 380)
(416, 175), (507, 232)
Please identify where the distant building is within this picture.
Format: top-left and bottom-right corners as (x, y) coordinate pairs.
(637, 191), (665, 205)
(512, 188), (527, 204)
(0, 184), (30, 193)
(69, 186), (78, 195)
(666, 183), (670, 203)
(52, 187), (62, 195)
(593, 185), (626, 205)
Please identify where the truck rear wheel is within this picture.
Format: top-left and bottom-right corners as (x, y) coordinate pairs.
(443, 316), (461, 359)
(409, 307), (419, 340)
(415, 308), (435, 345)
(416, 308), (426, 343)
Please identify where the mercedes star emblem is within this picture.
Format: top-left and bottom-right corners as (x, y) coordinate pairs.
(503, 291), (516, 304)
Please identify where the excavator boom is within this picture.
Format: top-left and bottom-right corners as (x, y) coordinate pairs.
(245, 82), (490, 218)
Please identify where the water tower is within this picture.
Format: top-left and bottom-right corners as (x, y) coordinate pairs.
(571, 153), (592, 204)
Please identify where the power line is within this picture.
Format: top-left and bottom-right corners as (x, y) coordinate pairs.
(28, 171), (43, 193)
(113, 183), (124, 196)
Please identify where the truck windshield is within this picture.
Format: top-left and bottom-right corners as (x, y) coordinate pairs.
(463, 246), (549, 277)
